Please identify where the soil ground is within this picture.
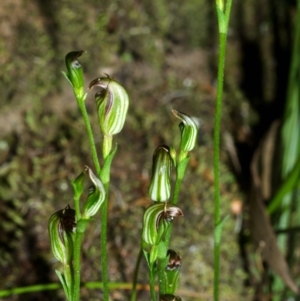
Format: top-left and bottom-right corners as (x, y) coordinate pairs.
(0, 0), (296, 300)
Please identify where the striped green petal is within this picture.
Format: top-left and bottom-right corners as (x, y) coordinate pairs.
(48, 205), (76, 265)
(89, 75), (129, 136)
(64, 51), (85, 100)
(172, 109), (198, 154)
(82, 167), (106, 219)
(142, 203), (183, 247)
(149, 145), (173, 202)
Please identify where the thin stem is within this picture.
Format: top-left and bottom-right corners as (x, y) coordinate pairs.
(103, 135), (113, 160)
(130, 248), (143, 301)
(213, 1), (233, 300)
(213, 30), (227, 301)
(149, 266), (157, 301)
(172, 157), (189, 206)
(100, 187), (109, 301)
(78, 100), (101, 176)
(63, 264), (73, 300)
(164, 158), (189, 244)
(213, 7), (234, 298)
(171, 170), (185, 207)
(99, 146), (117, 301)
(73, 231), (84, 301)
(157, 256), (169, 295)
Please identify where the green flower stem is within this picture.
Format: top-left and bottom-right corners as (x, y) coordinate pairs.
(103, 135), (113, 160)
(130, 248), (143, 301)
(100, 183), (109, 301)
(149, 266), (157, 301)
(157, 256), (169, 295)
(77, 99), (101, 176)
(161, 158), (189, 250)
(99, 147), (117, 301)
(63, 264), (73, 300)
(214, 1), (232, 300)
(172, 157), (190, 206)
(73, 229), (85, 301)
(213, 31), (226, 301)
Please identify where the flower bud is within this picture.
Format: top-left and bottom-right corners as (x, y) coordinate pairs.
(142, 203), (183, 264)
(142, 203), (168, 248)
(160, 294), (182, 301)
(149, 145), (173, 202)
(63, 51), (85, 100)
(172, 109), (198, 156)
(48, 205), (76, 265)
(89, 75), (129, 136)
(82, 167), (106, 219)
(163, 249), (181, 294)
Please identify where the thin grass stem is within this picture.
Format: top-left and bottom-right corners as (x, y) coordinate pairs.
(100, 189), (109, 301)
(213, 29), (227, 301)
(149, 266), (157, 301)
(73, 231), (84, 301)
(130, 248), (144, 301)
(213, 0), (233, 299)
(77, 100), (101, 176)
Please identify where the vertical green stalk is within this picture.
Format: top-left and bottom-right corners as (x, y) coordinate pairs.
(63, 264), (73, 300)
(149, 266), (157, 301)
(73, 99), (101, 301)
(130, 248), (143, 301)
(99, 147), (117, 301)
(73, 230), (84, 301)
(213, 31), (226, 301)
(172, 157), (190, 206)
(77, 101), (101, 176)
(100, 182), (109, 301)
(213, 1), (232, 300)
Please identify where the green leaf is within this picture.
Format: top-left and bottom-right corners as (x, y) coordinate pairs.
(82, 167), (106, 219)
(214, 215), (230, 246)
(72, 167), (87, 201)
(55, 270), (71, 301)
(176, 156), (190, 181)
(61, 71), (73, 88)
(101, 144), (118, 184)
(157, 241), (168, 260)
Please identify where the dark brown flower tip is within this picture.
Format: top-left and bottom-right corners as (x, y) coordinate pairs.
(166, 249), (181, 271)
(164, 206), (184, 222)
(66, 50), (84, 60)
(160, 294), (182, 301)
(58, 205), (76, 242)
(88, 74), (111, 90)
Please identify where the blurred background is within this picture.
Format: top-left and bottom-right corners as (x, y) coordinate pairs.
(0, 0), (299, 300)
